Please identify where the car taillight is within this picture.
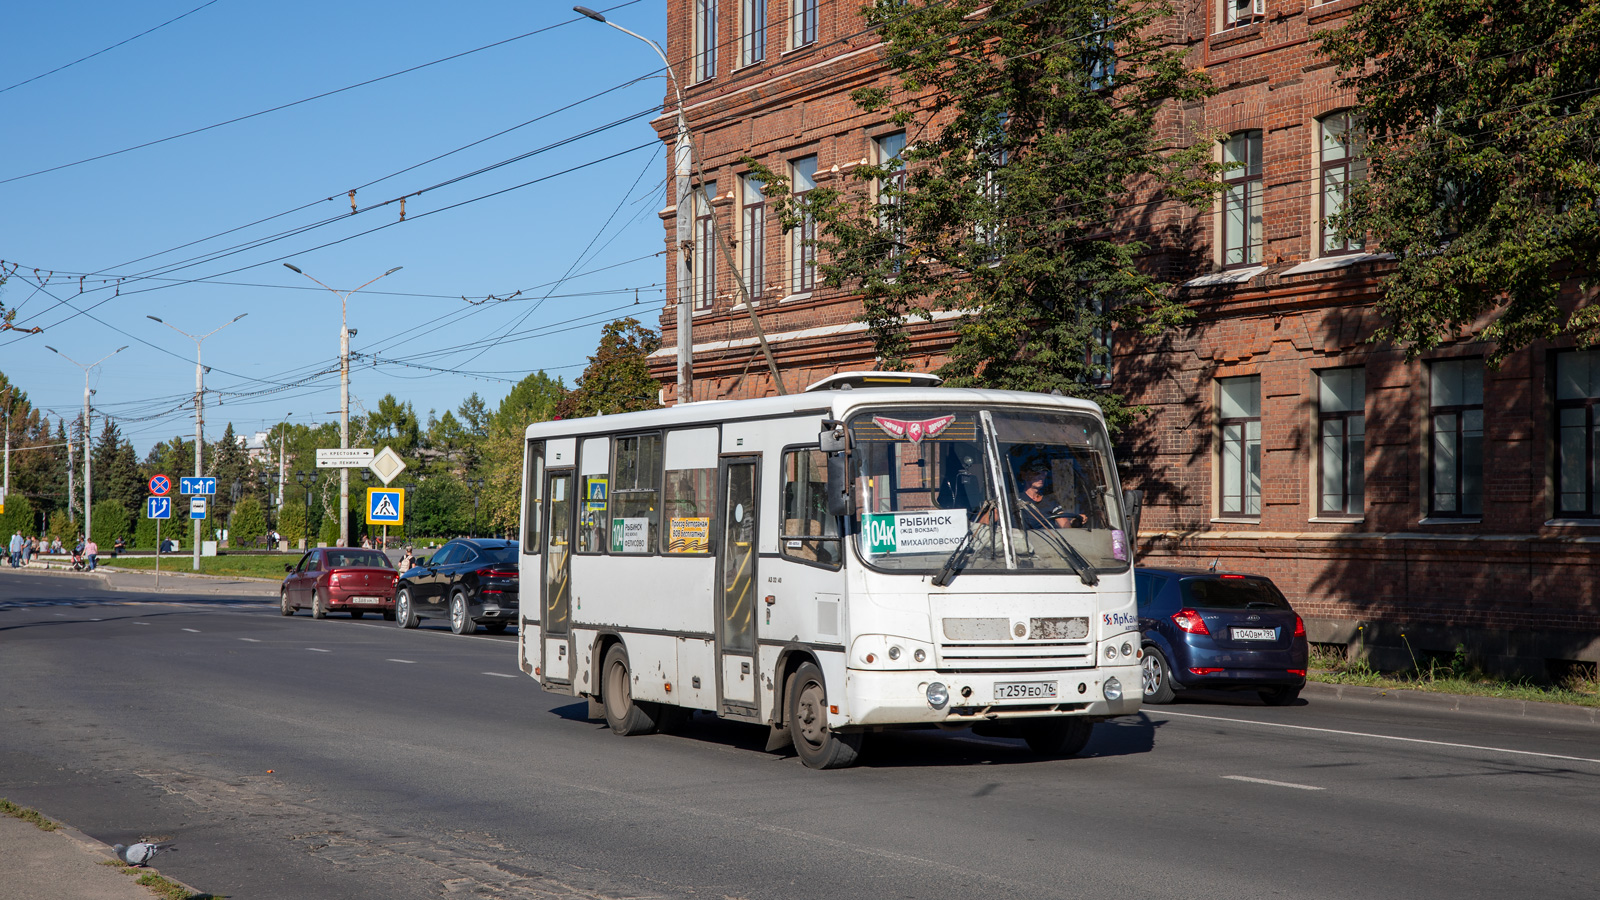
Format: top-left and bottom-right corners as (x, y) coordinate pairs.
(1220, 573), (1244, 579)
(1171, 608), (1210, 635)
(475, 567), (518, 578)
(1293, 615), (1305, 637)
(1190, 667), (1224, 675)
(1287, 669), (1307, 676)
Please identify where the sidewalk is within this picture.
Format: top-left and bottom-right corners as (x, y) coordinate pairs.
(0, 813), (192, 900)
(1, 562), (279, 597)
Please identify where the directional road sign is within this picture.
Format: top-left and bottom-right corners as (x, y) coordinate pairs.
(366, 488), (404, 525)
(149, 474), (171, 496)
(147, 497), (172, 519)
(180, 477), (216, 496)
(317, 448), (375, 468)
(190, 497), (208, 520)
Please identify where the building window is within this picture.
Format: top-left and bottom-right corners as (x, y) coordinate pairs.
(693, 181), (717, 311)
(741, 174), (766, 302)
(874, 132), (907, 260)
(1221, 131), (1263, 268)
(1317, 367), (1365, 516)
(976, 116), (1008, 260)
(1320, 112), (1367, 255)
(1218, 375), (1261, 517)
(694, 0), (718, 82)
(740, 0), (766, 67)
(1556, 350), (1600, 517)
(1429, 358), (1484, 517)
(1223, 0), (1263, 30)
(1086, 294), (1112, 385)
(790, 0), (816, 49)
(789, 156), (817, 293)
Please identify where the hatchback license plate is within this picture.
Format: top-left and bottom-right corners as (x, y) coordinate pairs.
(1231, 627), (1276, 641)
(351, 596), (381, 605)
(994, 681), (1058, 700)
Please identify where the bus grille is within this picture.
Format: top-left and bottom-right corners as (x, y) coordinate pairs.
(936, 640), (1094, 672)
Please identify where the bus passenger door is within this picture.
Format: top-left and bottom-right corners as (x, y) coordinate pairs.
(716, 457), (760, 714)
(542, 470), (574, 683)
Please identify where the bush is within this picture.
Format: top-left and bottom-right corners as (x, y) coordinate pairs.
(230, 497), (268, 547)
(0, 494), (35, 538)
(278, 504), (307, 543)
(318, 513), (339, 546)
(89, 498), (131, 549)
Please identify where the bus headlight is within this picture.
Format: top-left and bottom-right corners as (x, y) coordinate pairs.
(1103, 678), (1123, 702)
(888, 645), (901, 661)
(926, 682), (949, 709)
(1121, 641), (1134, 658)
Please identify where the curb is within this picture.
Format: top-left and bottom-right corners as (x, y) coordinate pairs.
(1304, 680), (1600, 728)
(29, 815), (209, 900)
(2, 564), (278, 597)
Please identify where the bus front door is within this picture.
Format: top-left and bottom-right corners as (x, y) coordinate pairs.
(542, 470), (573, 683)
(717, 457), (760, 715)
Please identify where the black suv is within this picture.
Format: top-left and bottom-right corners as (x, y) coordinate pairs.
(394, 538), (519, 635)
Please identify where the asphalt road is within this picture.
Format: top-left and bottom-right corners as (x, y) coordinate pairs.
(3, 571), (1597, 900)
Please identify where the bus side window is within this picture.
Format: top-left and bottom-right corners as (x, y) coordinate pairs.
(522, 439), (543, 555)
(661, 428), (719, 555)
(577, 437), (610, 554)
(611, 434), (662, 554)
(781, 448), (842, 568)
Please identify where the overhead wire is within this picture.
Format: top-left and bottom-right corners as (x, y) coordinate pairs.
(0, 0), (226, 96)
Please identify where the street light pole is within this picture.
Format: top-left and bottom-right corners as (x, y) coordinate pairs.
(283, 264), (402, 546)
(44, 345), (128, 549)
(468, 478), (483, 537)
(148, 313), (248, 571)
(574, 6), (787, 398)
(295, 470), (317, 550)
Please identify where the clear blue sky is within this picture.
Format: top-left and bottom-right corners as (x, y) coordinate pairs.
(2, 0), (670, 454)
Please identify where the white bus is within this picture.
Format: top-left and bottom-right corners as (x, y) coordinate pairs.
(516, 372), (1144, 768)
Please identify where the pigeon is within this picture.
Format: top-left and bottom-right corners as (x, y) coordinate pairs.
(112, 841), (177, 867)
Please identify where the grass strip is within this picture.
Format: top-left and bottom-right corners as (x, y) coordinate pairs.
(0, 798), (59, 831)
(1310, 645), (1600, 709)
(100, 860), (223, 899)
(105, 554), (302, 580)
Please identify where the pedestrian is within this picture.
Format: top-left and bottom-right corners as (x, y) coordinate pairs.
(84, 536), (100, 571)
(7, 531), (21, 568)
(400, 546), (415, 573)
(114, 536), (126, 557)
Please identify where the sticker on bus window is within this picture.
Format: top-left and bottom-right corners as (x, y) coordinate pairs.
(863, 509), (968, 555)
(610, 517), (650, 553)
(585, 477), (607, 510)
(667, 517), (710, 553)
(871, 414), (956, 444)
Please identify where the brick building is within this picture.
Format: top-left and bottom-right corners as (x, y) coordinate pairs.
(645, 0), (1600, 675)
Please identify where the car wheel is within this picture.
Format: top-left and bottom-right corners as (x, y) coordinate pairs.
(484, 621), (508, 634)
(787, 661), (863, 769)
(1141, 647), (1176, 704)
(601, 644), (661, 735)
(279, 590), (294, 616)
(449, 591), (476, 635)
(349, 610), (364, 620)
(1259, 685), (1301, 706)
(311, 589), (327, 619)
(395, 588), (418, 629)
(1022, 718), (1094, 756)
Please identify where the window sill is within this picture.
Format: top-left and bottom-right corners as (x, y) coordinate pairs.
(1281, 253), (1392, 277)
(1185, 265), (1267, 287)
(779, 291), (813, 304)
(1308, 516), (1365, 524)
(692, 306), (716, 317)
(1417, 517), (1481, 525)
(782, 43), (817, 59)
(730, 299), (761, 311)
(1210, 517), (1262, 525)
(1545, 518), (1600, 527)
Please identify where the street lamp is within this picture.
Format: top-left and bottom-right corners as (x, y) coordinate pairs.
(45, 344), (127, 548)
(467, 477), (483, 537)
(573, 6), (784, 398)
(402, 481), (417, 544)
(283, 263), (402, 547)
(295, 470), (318, 550)
(148, 313), (248, 570)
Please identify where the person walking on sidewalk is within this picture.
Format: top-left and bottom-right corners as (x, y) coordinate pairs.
(84, 537), (100, 571)
(7, 531), (21, 568)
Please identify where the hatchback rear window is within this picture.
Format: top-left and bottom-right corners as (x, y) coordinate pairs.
(480, 545), (519, 565)
(1180, 577), (1289, 609)
(327, 551), (393, 569)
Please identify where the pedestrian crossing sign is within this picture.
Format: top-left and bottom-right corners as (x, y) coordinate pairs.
(366, 488), (404, 525)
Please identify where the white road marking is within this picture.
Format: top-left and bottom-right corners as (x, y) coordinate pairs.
(54, 613), (67, 617)
(307, 648), (331, 652)
(182, 628), (201, 633)
(482, 672), (516, 678)
(387, 659), (416, 664)
(1157, 709), (1600, 766)
(239, 638), (260, 642)
(1222, 775), (1324, 791)
(133, 622), (149, 625)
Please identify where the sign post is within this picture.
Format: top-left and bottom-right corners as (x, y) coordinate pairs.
(147, 493), (172, 590)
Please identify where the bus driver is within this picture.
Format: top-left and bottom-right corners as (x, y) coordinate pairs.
(1014, 463), (1088, 530)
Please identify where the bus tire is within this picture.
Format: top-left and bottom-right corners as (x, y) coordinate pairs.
(1022, 718), (1094, 757)
(787, 662), (862, 769)
(602, 644), (660, 736)
(1141, 646), (1176, 704)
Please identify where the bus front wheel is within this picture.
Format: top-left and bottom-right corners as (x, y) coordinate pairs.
(602, 644), (661, 736)
(787, 662), (862, 769)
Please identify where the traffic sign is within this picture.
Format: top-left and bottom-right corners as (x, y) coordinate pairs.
(366, 488), (404, 525)
(149, 474), (171, 496)
(147, 497), (172, 519)
(317, 448), (375, 468)
(190, 497), (208, 520)
(179, 477), (216, 496)
(369, 446), (407, 484)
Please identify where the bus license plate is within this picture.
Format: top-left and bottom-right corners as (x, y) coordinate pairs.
(352, 596), (381, 604)
(994, 681), (1057, 700)
(1231, 627), (1275, 641)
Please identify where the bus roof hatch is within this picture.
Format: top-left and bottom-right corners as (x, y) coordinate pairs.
(804, 371), (944, 392)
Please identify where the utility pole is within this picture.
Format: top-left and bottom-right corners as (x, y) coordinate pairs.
(66, 423), (75, 523)
(283, 263), (402, 547)
(45, 345), (127, 546)
(2, 385), (11, 507)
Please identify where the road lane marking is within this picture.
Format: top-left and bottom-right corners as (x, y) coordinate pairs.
(307, 648), (331, 652)
(133, 622), (149, 625)
(54, 613), (67, 617)
(1157, 709), (1600, 766)
(387, 659), (416, 664)
(239, 638), (260, 642)
(482, 672), (516, 678)
(182, 628), (201, 633)
(1223, 775), (1324, 791)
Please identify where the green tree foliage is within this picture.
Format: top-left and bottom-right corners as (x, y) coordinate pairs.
(278, 503), (308, 544)
(133, 513), (159, 550)
(482, 371), (565, 533)
(230, 496), (268, 547)
(209, 423), (252, 523)
(1, 374), (67, 522)
(747, 0), (1215, 428)
(408, 476), (470, 539)
(92, 419), (143, 521)
(1319, 0), (1600, 361)
(318, 513), (339, 546)
(367, 394), (421, 453)
(0, 495), (35, 538)
(46, 509), (72, 542)
(554, 318), (662, 419)
(90, 498), (131, 548)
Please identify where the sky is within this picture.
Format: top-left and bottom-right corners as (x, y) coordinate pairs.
(1, 0), (673, 455)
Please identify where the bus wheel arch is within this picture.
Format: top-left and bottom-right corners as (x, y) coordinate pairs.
(600, 642), (661, 736)
(769, 648), (819, 731)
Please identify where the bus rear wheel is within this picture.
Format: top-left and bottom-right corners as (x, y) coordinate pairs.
(602, 644), (661, 736)
(787, 662), (862, 769)
(1022, 718), (1094, 757)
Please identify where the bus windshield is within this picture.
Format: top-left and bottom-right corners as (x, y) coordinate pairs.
(849, 407), (1129, 574)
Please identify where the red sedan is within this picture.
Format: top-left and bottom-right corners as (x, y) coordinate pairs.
(279, 548), (399, 620)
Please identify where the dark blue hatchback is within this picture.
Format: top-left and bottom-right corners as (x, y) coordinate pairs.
(1136, 568), (1308, 706)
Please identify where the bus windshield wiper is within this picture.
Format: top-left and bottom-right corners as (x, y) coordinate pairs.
(931, 499), (994, 588)
(1017, 506), (1099, 586)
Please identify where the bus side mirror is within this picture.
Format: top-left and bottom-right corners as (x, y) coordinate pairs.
(1122, 488), (1143, 545)
(819, 420), (848, 453)
(826, 452), (851, 517)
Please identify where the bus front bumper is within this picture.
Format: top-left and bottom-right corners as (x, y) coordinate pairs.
(842, 665), (1142, 727)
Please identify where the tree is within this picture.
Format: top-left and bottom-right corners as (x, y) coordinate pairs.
(279, 503), (308, 545)
(0, 495), (34, 539)
(90, 498), (131, 548)
(230, 496), (268, 547)
(367, 394), (421, 453)
(1319, 0), (1600, 361)
(481, 370), (566, 533)
(747, 0), (1215, 428)
(554, 318), (662, 419)
(458, 393), (491, 439)
(92, 419), (143, 519)
(210, 423), (251, 523)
